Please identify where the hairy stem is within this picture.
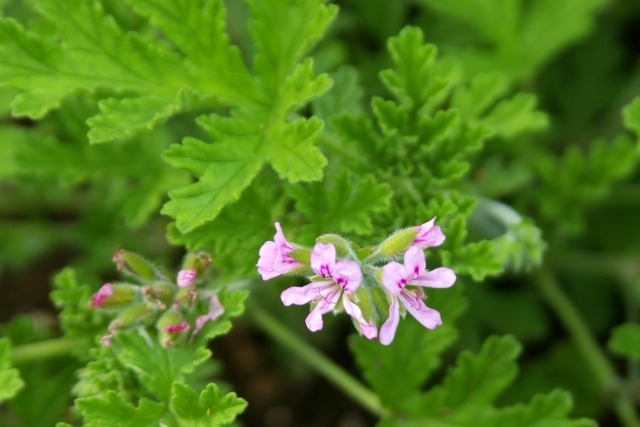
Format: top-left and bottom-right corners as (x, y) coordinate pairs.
(535, 269), (640, 427)
(11, 338), (80, 364)
(249, 305), (389, 418)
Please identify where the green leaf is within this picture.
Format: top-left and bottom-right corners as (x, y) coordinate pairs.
(115, 331), (211, 401)
(417, 336), (521, 419)
(86, 96), (179, 144)
(162, 0), (335, 232)
(608, 323), (640, 360)
(50, 268), (106, 347)
(312, 66), (365, 119)
(76, 391), (165, 427)
(380, 27), (448, 110)
(287, 170), (392, 241)
(351, 291), (466, 410)
(0, 338), (24, 403)
(170, 382), (247, 426)
(623, 96), (640, 150)
(482, 93), (549, 138)
(442, 240), (503, 281)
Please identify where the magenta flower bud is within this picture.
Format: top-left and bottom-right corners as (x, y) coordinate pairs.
(90, 283), (137, 310)
(177, 269), (196, 287)
(164, 322), (190, 333)
(90, 284), (113, 308)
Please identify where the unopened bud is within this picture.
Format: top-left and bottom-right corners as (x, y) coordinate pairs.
(182, 252), (212, 277)
(173, 287), (197, 308)
(316, 234), (352, 258)
(111, 303), (156, 329)
(112, 250), (155, 281)
(157, 311), (190, 347)
(143, 282), (175, 306)
(377, 228), (419, 257)
(90, 283), (138, 309)
(288, 248), (311, 267)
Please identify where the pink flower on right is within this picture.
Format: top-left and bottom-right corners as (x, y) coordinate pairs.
(412, 217), (445, 249)
(379, 246), (456, 345)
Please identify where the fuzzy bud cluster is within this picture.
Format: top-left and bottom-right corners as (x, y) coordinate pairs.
(90, 250), (223, 348)
(257, 219), (455, 345)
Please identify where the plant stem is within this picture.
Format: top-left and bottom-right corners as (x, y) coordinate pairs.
(11, 338), (80, 364)
(249, 305), (389, 418)
(534, 269), (640, 427)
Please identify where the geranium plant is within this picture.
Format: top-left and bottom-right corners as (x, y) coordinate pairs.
(1, 0), (640, 426)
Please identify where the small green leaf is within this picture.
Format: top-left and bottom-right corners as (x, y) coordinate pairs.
(76, 391), (165, 427)
(623, 96), (640, 150)
(608, 323), (640, 360)
(115, 331), (212, 401)
(0, 338), (24, 403)
(171, 382), (247, 426)
(87, 96), (179, 143)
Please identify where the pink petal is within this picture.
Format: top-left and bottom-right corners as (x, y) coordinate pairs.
(400, 290), (442, 329)
(257, 241), (280, 280)
(177, 269), (196, 287)
(360, 323), (378, 340)
(305, 291), (340, 332)
(412, 267), (456, 288)
(192, 296), (225, 337)
(342, 295), (377, 339)
(90, 283), (114, 308)
(413, 218), (445, 248)
(273, 222), (292, 249)
(381, 262), (408, 296)
(404, 246), (426, 278)
(281, 281), (336, 306)
(379, 297), (400, 345)
(332, 260), (362, 294)
(310, 243), (336, 278)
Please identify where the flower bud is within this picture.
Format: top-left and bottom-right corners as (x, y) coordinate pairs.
(181, 252), (212, 277)
(143, 282), (175, 306)
(316, 234), (352, 258)
(110, 302), (156, 329)
(173, 286), (197, 308)
(377, 228), (419, 257)
(157, 310), (190, 348)
(112, 250), (156, 281)
(177, 269), (196, 287)
(90, 283), (138, 309)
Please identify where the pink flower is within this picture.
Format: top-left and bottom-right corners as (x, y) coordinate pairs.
(281, 243), (377, 339)
(412, 217), (445, 248)
(257, 222), (304, 280)
(90, 283), (113, 308)
(192, 295), (225, 336)
(177, 269), (196, 287)
(379, 246), (456, 345)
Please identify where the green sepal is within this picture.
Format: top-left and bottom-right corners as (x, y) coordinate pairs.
(289, 247), (311, 267)
(370, 286), (391, 320)
(174, 287), (197, 308)
(113, 250), (156, 282)
(353, 285), (376, 327)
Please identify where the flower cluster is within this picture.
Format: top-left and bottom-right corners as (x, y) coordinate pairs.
(89, 250), (225, 348)
(257, 219), (456, 345)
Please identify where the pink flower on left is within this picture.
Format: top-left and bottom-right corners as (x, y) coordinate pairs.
(257, 222), (304, 280)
